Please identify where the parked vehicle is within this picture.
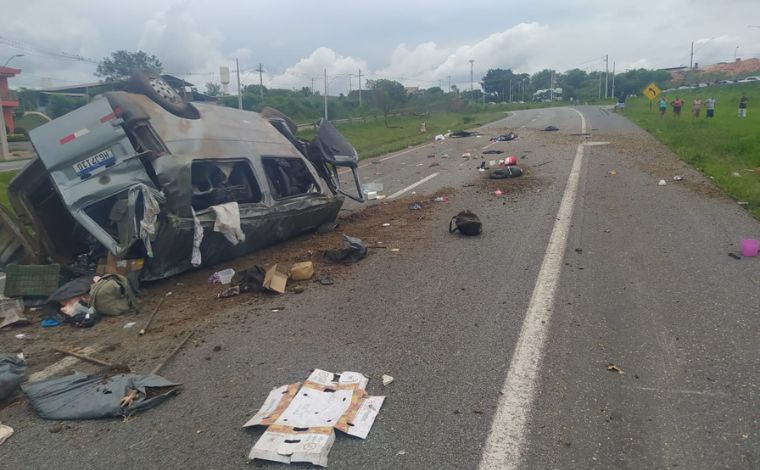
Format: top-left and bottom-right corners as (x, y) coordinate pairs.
(0, 74), (364, 280)
(737, 76), (760, 83)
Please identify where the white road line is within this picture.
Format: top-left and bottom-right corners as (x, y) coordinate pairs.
(29, 346), (100, 382)
(387, 173), (439, 199)
(338, 142), (435, 175)
(479, 109), (587, 470)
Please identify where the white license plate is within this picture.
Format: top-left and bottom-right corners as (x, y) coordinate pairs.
(72, 149), (116, 175)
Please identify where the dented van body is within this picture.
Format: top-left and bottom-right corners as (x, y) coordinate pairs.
(4, 77), (363, 280)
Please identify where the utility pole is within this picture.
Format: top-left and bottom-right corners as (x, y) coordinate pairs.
(604, 54), (609, 99)
(550, 71), (554, 101)
(598, 70), (602, 100)
(348, 74), (352, 96)
(509, 79), (512, 103)
(236, 58), (242, 110)
(324, 68), (328, 120)
(255, 63), (264, 99)
(690, 41), (696, 69)
(358, 69), (362, 106)
(447, 75), (451, 92)
(611, 61), (616, 99)
(469, 60), (474, 92)
(311, 77), (315, 95)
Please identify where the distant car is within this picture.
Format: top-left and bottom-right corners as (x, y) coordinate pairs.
(698, 83), (709, 88)
(1, 74), (365, 280)
(717, 80), (735, 85)
(737, 76), (760, 83)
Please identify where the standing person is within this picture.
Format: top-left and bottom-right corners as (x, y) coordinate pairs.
(616, 93), (626, 112)
(705, 97), (716, 118)
(738, 93), (748, 118)
(658, 96), (668, 117)
(692, 98), (703, 118)
(671, 96), (684, 118)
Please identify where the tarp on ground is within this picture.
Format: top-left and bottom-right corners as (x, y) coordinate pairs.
(22, 371), (181, 420)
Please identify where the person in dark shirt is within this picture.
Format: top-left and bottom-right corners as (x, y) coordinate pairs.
(738, 94), (748, 118)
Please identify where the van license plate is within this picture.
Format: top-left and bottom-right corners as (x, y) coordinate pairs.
(72, 149), (116, 175)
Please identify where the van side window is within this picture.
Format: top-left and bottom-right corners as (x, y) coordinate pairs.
(191, 160), (263, 210)
(262, 157), (319, 200)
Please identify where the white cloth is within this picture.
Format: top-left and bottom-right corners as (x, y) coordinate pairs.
(211, 202), (245, 245)
(191, 208), (204, 267)
(138, 185), (163, 258)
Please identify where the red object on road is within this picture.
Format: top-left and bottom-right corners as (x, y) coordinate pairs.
(506, 156), (518, 166)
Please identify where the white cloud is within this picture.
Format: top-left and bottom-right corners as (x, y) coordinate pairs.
(267, 47), (368, 92)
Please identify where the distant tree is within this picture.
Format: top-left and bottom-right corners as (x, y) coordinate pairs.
(48, 95), (86, 118)
(426, 86), (444, 95)
(481, 68), (516, 102)
(301, 86), (313, 97)
(95, 50), (163, 82)
(450, 84), (459, 94)
(367, 79), (406, 126)
(205, 82), (222, 96)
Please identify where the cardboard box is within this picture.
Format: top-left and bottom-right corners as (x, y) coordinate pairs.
(96, 253), (144, 276)
(263, 264), (288, 294)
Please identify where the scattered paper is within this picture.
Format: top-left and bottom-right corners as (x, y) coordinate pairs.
(382, 374), (394, 386)
(244, 370), (385, 467)
(123, 322), (137, 329)
(606, 363), (625, 375)
(0, 422), (13, 446)
(658, 180), (667, 186)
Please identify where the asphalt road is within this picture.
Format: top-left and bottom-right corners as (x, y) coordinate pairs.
(1, 106), (758, 469)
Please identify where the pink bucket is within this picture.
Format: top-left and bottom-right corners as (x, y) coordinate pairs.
(740, 239), (759, 257)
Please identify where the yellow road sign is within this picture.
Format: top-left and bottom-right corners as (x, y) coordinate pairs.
(643, 82), (661, 100)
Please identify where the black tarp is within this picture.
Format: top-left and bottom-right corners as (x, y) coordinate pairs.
(22, 372), (181, 420)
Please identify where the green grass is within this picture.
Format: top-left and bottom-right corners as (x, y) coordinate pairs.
(0, 172), (17, 209)
(299, 109), (518, 159)
(15, 113), (49, 132)
(625, 83), (760, 219)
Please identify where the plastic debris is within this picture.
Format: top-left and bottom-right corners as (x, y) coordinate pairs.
(208, 268), (235, 285)
(434, 134), (445, 141)
(658, 179), (667, 186)
(606, 363), (625, 375)
(382, 223), (391, 227)
(608, 170), (617, 176)
(324, 235), (367, 264)
(495, 189), (503, 196)
(0, 298), (27, 329)
(673, 175), (684, 181)
(462, 152), (472, 158)
(382, 374), (394, 386)
(0, 353), (26, 402)
(244, 369), (385, 467)
(544, 125), (559, 131)
(409, 203), (422, 210)
(289, 262), (315, 281)
(218, 286), (240, 298)
(740, 239), (759, 257)
(0, 422), (13, 446)
(123, 322), (137, 329)
(433, 196), (449, 203)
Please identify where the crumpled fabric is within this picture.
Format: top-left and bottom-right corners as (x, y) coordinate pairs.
(138, 185), (165, 258)
(191, 208), (204, 267)
(211, 202), (245, 245)
(0, 353), (26, 403)
(324, 235), (367, 263)
(22, 372), (181, 420)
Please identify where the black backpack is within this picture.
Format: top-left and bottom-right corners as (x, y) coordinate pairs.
(449, 210), (482, 236)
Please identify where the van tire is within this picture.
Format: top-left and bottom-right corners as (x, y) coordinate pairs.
(125, 73), (199, 119)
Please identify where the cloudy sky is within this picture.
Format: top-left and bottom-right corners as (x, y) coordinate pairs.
(3, 0), (759, 93)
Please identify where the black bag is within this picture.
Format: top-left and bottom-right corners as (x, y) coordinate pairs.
(449, 210), (482, 236)
(490, 166), (523, 179)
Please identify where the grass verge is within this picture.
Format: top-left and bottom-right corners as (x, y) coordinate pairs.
(0, 171), (17, 209)
(625, 83), (760, 219)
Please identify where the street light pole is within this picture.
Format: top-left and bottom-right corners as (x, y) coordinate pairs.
(469, 59), (474, 92)
(2, 54), (24, 68)
(735, 45), (740, 61)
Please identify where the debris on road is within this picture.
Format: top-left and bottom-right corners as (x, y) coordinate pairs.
(89, 274), (139, 317)
(606, 363), (625, 375)
(434, 134), (445, 141)
(409, 203), (422, 210)
(0, 422), (13, 446)
(607, 170), (617, 177)
(673, 175), (684, 181)
(4, 264), (60, 301)
(658, 179), (667, 186)
(24, 372), (181, 420)
(139, 292), (171, 335)
(263, 265), (289, 294)
(449, 130), (479, 138)
(483, 149), (504, 155)
(382, 374), (394, 386)
(449, 210), (482, 236)
(491, 132), (517, 142)
(490, 167), (523, 179)
(462, 152), (472, 158)
(243, 369), (385, 467)
(495, 189), (503, 196)
(0, 298), (27, 329)
(505, 156), (518, 166)
(728, 252), (742, 260)
(433, 196), (449, 203)
(217, 285), (241, 298)
(324, 235), (368, 264)
(740, 239), (759, 257)
(289, 262), (315, 281)
(208, 268), (236, 285)
(0, 353), (26, 402)
(544, 126), (560, 132)
(53, 348), (113, 367)
(315, 276), (334, 286)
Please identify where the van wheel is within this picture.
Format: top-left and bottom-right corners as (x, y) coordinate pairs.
(126, 73), (199, 119)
